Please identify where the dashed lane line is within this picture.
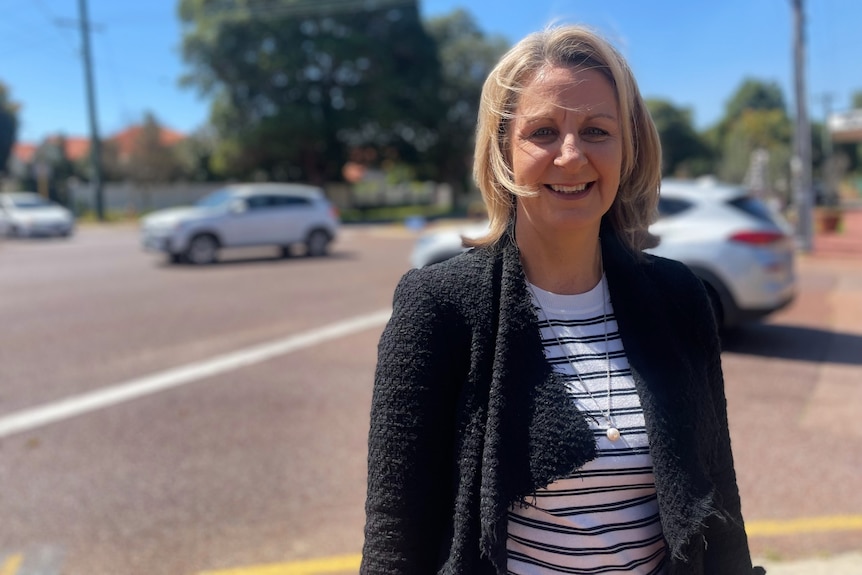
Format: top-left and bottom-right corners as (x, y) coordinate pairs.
(194, 515), (862, 575)
(0, 309), (391, 439)
(0, 554), (22, 575)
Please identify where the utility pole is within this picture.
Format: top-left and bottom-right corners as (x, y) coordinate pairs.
(791, 0), (813, 252)
(78, 0), (104, 220)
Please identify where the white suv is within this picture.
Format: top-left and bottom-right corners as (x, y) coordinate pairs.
(141, 183), (339, 264)
(647, 178), (795, 328)
(410, 178), (796, 329)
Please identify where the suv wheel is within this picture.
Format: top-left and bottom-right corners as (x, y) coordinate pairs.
(185, 234), (219, 265)
(305, 229), (330, 257)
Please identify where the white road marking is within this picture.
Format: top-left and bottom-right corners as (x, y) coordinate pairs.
(0, 309), (392, 439)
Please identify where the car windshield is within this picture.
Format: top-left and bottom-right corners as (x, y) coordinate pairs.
(10, 195), (51, 209)
(195, 189), (236, 209)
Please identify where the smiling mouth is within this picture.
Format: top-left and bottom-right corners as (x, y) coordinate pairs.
(547, 182), (593, 194)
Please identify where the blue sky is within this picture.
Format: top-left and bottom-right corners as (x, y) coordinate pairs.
(2, 0), (859, 143)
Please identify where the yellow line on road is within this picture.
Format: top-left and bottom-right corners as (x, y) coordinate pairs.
(198, 554), (361, 575)
(0, 554), (23, 575)
(747, 514), (862, 537)
(196, 515), (862, 575)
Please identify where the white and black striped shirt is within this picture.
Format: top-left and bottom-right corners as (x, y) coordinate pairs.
(506, 276), (668, 574)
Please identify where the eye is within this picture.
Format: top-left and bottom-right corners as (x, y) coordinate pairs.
(528, 127), (557, 140)
(581, 127), (610, 142)
(582, 127), (609, 138)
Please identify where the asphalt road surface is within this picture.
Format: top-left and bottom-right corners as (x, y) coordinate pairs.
(1, 224), (860, 574)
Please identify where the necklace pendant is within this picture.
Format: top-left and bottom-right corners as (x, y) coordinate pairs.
(606, 426), (621, 442)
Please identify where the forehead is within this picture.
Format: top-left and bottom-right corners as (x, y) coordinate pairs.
(515, 65), (618, 116)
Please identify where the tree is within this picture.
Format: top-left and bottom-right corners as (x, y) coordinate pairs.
(723, 78), (786, 122)
(832, 90), (862, 174)
(718, 108), (792, 189)
(645, 99), (712, 177)
(0, 81), (19, 176)
(174, 126), (219, 181)
(125, 112), (183, 183)
(710, 79), (793, 194)
(423, 9), (508, 197)
(179, 0), (442, 184)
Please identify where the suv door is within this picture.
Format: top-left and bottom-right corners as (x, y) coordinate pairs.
(269, 194), (317, 245)
(219, 194), (279, 247)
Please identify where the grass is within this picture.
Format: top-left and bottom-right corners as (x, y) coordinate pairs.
(75, 210), (140, 224)
(339, 204), (458, 223)
(74, 204), (465, 225)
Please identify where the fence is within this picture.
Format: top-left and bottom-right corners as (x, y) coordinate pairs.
(67, 180), (453, 216)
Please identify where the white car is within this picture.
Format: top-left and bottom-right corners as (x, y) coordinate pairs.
(0, 192), (76, 238)
(410, 179), (796, 328)
(140, 183), (340, 265)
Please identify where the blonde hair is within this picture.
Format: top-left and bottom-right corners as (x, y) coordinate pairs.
(469, 25), (661, 252)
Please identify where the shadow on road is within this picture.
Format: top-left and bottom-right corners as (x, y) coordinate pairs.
(155, 250), (359, 269)
(722, 322), (862, 366)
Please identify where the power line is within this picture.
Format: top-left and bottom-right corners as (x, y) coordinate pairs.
(197, 0), (416, 21)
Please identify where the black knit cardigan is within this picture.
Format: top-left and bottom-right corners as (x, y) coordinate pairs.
(361, 227), (764, 575)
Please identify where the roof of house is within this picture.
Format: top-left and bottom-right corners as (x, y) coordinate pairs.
(10, 124), (186, 165)
(110, 125), (185, 158)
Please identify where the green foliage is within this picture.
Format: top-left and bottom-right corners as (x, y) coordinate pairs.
(16, 135), (84, 206)
(179, 0), (442, 184)
(173, 126), (219, 181)
(127, 112), (185, 183)
(718, 110), (792, 187)
(724, 78), (786, 120)
(0, 81), (19, 175)
(339, 203), (452, 223)
(712, 79), (793, 191)
(423, 10), (508, 194)
(645, 98), (713, 177)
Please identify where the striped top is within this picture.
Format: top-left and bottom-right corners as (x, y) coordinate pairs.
(506, 276), (668, 575)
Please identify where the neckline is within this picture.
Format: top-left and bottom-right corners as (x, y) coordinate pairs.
(527, 274), (608, 314)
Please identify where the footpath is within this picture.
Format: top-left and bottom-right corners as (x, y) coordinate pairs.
(752, 206), (862, 575)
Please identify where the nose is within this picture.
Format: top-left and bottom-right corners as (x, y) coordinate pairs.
(554, 133), (586, 169)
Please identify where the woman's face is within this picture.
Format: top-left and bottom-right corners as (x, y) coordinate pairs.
(511, 65), (623, 237)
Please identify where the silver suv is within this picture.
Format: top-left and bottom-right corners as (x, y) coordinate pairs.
(141, 183), (339, 264)
(409, 178), (796, 329)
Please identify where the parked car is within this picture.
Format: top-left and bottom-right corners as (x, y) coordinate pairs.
(410, 178), (796, 328)
(0, 192), (75, 238)
(140, 183), (340, 265)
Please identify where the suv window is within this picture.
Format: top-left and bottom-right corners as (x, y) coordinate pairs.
(271, 195), (312, 208)
(727, 197), (779, 225)
(245, 195), (272, 210)
(657, 197), (692, 218)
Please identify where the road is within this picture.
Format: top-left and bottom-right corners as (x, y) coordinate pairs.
(1, 224), (860, 574)
(0, 225), (407, 575)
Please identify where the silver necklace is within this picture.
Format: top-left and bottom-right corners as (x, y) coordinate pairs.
(528, 277), (621, 442)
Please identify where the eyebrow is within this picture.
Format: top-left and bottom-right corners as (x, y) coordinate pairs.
(519, 110), (619, 125)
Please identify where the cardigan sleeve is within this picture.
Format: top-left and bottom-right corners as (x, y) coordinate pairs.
(361, 269), (466, 575)
(688, 277), (764, 574)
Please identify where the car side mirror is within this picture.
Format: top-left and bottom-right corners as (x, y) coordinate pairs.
(229, 199), (247, 214)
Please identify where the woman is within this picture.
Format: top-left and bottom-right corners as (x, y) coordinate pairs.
(361, 24), (763, 575)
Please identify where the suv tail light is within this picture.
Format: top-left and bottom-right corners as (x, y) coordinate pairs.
(729, 231), (786, 245)
(329, 203), (340, 220)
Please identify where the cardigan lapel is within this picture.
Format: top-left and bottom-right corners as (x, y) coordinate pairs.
(474, 231), (719, 568)
(478, 239), (598, 569)
(601, 231), (717, 561)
